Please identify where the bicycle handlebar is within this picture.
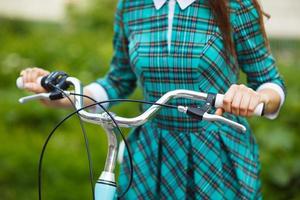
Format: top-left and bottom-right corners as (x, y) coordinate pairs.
(17, 76), (264, 117)
(17, 74), (264, 199)
(18, 77), (250, 132)
(17, 75), (264, 132)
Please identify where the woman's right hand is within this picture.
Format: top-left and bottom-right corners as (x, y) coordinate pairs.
(19, 67), (72, 108)
(20, 67), (49, 93)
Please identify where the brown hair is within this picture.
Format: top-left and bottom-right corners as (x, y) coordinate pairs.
(208, 0), (270, 59)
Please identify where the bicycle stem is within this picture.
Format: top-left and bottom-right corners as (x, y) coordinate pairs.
(102, 124), (118, 173)
(66, 77), (118, 176)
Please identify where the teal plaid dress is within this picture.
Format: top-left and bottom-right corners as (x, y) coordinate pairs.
(97, 0), (285, 199)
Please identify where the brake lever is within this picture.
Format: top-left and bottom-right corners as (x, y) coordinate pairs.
(202, 112), (246, 133)
(178, 106), (247, 133)
(19, 93), (51, 104)
(19, 91), (71, 104)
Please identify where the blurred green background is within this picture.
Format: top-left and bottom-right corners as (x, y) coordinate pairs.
(0, 0), (299, 199)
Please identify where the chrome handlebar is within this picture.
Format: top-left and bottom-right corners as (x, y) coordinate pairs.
(18, 76), (256, 132)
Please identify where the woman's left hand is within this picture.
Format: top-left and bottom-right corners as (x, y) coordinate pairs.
(215, 84), (270, 117)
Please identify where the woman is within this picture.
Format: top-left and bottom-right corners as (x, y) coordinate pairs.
(20, 0), (285, 199)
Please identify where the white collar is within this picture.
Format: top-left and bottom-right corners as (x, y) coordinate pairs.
(153, 0), (196, 10)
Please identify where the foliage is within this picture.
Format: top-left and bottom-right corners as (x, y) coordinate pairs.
(250, 39), (300, 200)
(0, 1), (299, 199)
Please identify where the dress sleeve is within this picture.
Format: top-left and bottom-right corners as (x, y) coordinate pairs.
(231, 0), (286, 118)
(232, 1), (285, 91)
(96, 0), (137, 101)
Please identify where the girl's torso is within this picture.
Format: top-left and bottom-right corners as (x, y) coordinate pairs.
(123, 0), (243, 131)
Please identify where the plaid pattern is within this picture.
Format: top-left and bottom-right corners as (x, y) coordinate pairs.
(97, 0), (285, 199)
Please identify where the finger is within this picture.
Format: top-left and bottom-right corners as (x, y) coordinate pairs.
(23, 69), (31, 83)
(240, 91), (251, 117)
(24, 82), (36, 92)
(28, 68), (38, 83)
(35, 67), (49, 77)
(24, 82), (45, 93)
(248, 93), (261, 117)
(231, 88), (244, 116)
(215, 108), (224, 116)
(31, 68), (49, 84)
(223, 84), (238, 113)
(20, 68), (48, 82)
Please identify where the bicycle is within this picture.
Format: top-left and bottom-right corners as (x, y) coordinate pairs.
(17, 71), (263, 200)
